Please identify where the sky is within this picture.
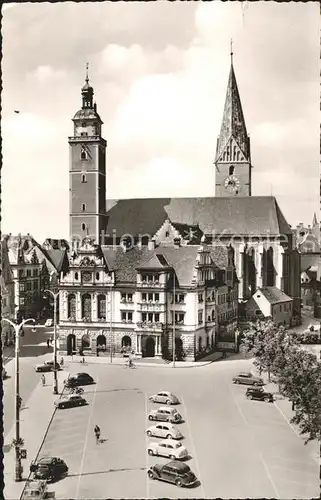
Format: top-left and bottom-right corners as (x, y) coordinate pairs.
(2, 1), (320, 243)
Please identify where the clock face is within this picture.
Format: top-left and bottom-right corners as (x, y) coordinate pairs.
(224, 175), (240, 193)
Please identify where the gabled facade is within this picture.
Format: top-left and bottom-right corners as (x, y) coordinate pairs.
(57, 237), (238, 361)
(245, 286), (293, 326)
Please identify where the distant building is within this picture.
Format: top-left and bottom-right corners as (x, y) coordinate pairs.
(245, 287), (293, 326)
(4, 234), (68, 321)
(300, 253), (321, 318)
(293, 215), (320, 253)
(0, 238), (15, 345)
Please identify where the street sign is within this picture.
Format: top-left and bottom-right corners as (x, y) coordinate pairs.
(20, 449), (27, 459)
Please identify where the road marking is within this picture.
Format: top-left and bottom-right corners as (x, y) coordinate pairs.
(228, 384), (248, 426)
(75, 377), (99, 499)
(259, 452), (280, 499)
(180, 396), (206, 498)
(144, 391), (150, 499)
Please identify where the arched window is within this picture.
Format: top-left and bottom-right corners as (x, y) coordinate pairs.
(82, 223), (86, 231)
(198, 337), (202, 351)
(223, 152), (226, 161)
(82, 203), (86, 211)
(81, 174), (87, 183)
(226, 146), (230, 160)
(75, 272), (79, 280)
(121, 335), (132, 348)
(96, 272), (100, 281)
(233, 146), (236, 160)
(80, 147), (87, 160)
(229, 165), (235, 176)
(81, 334), (90, 350)
(236, 151), (240, 161)
(67, 294), (76, 318)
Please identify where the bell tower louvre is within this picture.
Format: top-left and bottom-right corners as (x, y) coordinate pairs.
(68, 64), (107, 248)
(215, 45), (252, 197)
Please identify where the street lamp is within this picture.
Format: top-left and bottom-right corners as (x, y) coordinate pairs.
(109, 283), (113, 363)
(2, 317), (36, 482)
(44, 289), (59, 395)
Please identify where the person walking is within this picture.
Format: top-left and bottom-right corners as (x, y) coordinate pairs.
(94, 425), (101, 444)
(46, 339), (50, 348)
(60, 357), (64, 367)
(41, 374), (46, 387)
(49, 336), (53, 345)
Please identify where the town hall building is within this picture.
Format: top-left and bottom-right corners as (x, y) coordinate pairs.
(57, 56), (300, 360)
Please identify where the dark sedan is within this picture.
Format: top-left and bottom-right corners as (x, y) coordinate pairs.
(30, 456), (68, 483)
(246, 387), (274, 403)
(65, 372), (94, 387)
(54, 394), (87, 409)
(35, 361), (61, 373)
(148, 461), (198, 487)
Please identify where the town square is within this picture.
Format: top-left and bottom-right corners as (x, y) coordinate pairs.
(1, 1), (320, 499)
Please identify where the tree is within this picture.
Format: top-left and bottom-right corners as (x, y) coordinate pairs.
(240, 320), (299, 381)
(277, 348), (321, 443)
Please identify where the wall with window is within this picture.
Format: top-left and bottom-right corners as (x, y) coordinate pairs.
(272, 301), (293, 326)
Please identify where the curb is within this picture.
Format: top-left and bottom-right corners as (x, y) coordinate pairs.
(66, 356), (222, 369)
(19, 377), (67, 500)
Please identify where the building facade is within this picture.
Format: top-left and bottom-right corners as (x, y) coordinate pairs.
(1, 238), (15, 345)
(57, 237), (238, 360)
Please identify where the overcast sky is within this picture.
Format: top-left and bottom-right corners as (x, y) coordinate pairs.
(2, 1), (319, 242)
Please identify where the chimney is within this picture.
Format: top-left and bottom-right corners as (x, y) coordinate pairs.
(148, 238), (156, 251)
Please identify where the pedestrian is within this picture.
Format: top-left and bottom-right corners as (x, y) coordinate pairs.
(46, 339), (50, 348)
(49, 336), (53, 345)
(82, 356), (85, 364)
(18, 396), (22, 410)
(94, 424), (101, 444)
(41, 374), (46, 387)
(60, 357), (64, 367)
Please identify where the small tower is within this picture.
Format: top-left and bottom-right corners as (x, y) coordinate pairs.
(69, 65), (107, 247)
(215, 44), (252, 197)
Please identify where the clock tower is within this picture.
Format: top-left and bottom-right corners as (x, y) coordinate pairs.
(215, 50), (252, 197)
(69, 67), (107, 247)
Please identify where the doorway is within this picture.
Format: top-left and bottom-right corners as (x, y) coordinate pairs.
(143, 336), (155, 357)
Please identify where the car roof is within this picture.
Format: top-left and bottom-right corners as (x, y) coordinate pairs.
(158, 406), (175, 411)
(239, 372), (252, 376)
(37, 457), (56, 464)
(158, 390), (171, 395)
(165, 461), (190, 472)
(74, 372), (90, 377)
(154, 422), (174, 428)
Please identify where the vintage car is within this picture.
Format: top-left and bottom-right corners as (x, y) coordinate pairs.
(232, 372), (264, 386)
(148, 439), (188, 460)
(147, 461), (197, 487)
(54, 394), (87, 409)
(149, 391), (180, 405)
(148, 407), (183, 424)
(30, 456), (68, 483)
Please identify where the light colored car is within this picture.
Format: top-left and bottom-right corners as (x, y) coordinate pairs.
(146, 423), (183, 440)
(54, 394), (87, 409)
(35, 361), (60, 373)
(149, 391), (180, 405)
(45, 319), (53, 327)
(148, 406), (183, 423)
(232, 372), (264, 386)
(148, 439), (188, 460)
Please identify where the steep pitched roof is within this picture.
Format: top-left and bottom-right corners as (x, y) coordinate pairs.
(105, 196), (292, 238)
(215, 62), (249, 162)
(257, 286), (292, 304)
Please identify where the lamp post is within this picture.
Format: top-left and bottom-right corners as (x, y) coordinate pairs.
(2, 317), (36, 482)
(172, 273), (176, 368)
(44, 289), (59, 394)
(109, 283), (113, 363)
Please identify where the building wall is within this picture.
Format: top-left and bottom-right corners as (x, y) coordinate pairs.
(215, 161), (251, 197)
(272, 301), (292, 326)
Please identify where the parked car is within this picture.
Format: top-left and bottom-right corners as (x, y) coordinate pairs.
(232, 372), (264, 386)
(21, 480), (48, 500)
(148, 439), (188, 460)
(65, 373), (94, 387)
(54, 394), (87, 409)
(246, 388), (274, 403)
(148, 407), (183, 423)
(146, 423), (183, 440)
(149, 391), (180, 405)
(30, 456), (68, 482)
(44, 319), (53, 327)
(35, 361), (61, 373)
(147, 461), (197, 487)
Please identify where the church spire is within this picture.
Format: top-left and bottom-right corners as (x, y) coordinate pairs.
(215, 50), (250, 162)
(81, 62), (94, 109)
